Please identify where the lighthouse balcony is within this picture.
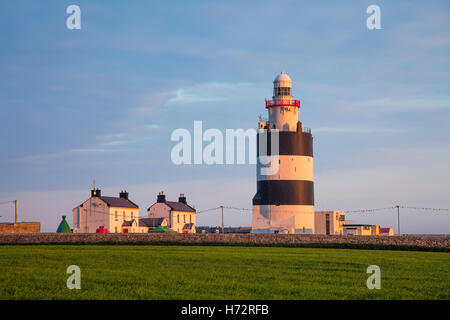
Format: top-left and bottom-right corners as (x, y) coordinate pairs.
(265, 98), (300, 108)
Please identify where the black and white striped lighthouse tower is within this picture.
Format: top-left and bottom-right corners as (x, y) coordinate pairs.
(252, 71), (315, 234)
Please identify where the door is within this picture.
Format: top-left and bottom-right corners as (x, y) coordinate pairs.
(325, 214), (330, 235)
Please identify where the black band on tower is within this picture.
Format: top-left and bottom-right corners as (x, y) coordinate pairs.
(257, 131), (313, 157)
(252, 180), (314, 206)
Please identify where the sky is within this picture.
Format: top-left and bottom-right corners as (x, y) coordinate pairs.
(0, 0), (449, 233)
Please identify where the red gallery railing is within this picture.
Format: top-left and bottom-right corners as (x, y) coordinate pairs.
(265, 98), (300, 108)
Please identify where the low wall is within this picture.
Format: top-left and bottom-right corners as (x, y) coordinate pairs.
(0, 233), (448, 250)
(0, 222), (40, 234)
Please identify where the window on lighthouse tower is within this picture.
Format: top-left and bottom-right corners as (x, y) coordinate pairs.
(274, 86), (291, 96)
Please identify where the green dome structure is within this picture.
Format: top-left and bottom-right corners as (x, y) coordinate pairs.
(56, 216), (72, 233)
(150, 226), (176, 233)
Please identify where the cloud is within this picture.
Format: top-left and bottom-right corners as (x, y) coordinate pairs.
(133, 91), (173, 114)
(69, 148), (133, 153)
(132, 82), (255, 113)
(144, 124), (160, 130)
(355, 98), (450, 112)
(314, 127), (406, 135)
(166, 82), (254, 106)
(167, 88), (218, 104)
(8, 123), (161, 163)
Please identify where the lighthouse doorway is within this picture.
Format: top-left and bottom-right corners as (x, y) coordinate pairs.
(326, 214), (330, 235)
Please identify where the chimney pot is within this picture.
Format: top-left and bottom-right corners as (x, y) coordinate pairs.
(157, 192), (166, 203)
(120, 190), (129, 200)
(179, 193), (187, 204)
(91, 189), (101, 197)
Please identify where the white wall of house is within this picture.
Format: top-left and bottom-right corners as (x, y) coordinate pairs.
(171, 210), (196, 233)
(73, 198), (109, 233)
(110, 207), (139, 233)
(148, 203), (196, 233)
(148, 202), (172, 225)
(343, 225), (379, 236)
(73, 198), (139, 233)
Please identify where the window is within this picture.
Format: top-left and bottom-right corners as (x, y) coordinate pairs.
(177, 214), (180, 223)
(274, 87), (291, 96)
(123, 212), (125, 219)
(131, 212), (134, 220)
(184, 215), (186, 223)
(189, 215), (192, 224)
(115, 211), (118, 221)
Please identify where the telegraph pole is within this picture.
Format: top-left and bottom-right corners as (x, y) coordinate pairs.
(396, 205), (400, 235)
(14, 200), (17, 224)
(220, 206), (224, 234)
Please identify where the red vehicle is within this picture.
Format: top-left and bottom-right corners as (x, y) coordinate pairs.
(96, 226), (108, 233)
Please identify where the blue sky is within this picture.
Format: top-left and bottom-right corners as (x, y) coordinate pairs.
(0, 0), (449, 233)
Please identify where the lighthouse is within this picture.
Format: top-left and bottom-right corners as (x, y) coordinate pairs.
(252, 71), (315, 234)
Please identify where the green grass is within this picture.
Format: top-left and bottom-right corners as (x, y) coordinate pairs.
(0, 245), (448, 299)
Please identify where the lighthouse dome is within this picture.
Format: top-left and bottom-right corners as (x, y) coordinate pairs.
(273, 71), (292, 88)
(273, 71), (292, 97)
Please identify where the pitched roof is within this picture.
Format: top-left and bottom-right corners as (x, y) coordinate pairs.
(165, 201), (196, 212)
(139, 218), (166, 227)
(122, 219), (136, 227)
(99, 196), (139, 208)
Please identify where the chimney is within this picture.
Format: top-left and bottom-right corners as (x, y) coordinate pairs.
(120, 190), (129, 200)
(178, 193), (187, 204)
(91, 189), (101, 197)
(157, 191), (166, 203)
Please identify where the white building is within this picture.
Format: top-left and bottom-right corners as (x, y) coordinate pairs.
(73, 189), (139, 233)
(147, 192), (196, 233)
(379, 227), (394, 236)
(314, 211), (346, 235)
(343, 224), (380, 236)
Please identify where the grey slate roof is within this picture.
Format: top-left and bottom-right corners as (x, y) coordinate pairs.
(122, 219), (136, 227)
(165, 201), (196, 212)
(139, 218), (166, 227)
(99, 196), (139, 208)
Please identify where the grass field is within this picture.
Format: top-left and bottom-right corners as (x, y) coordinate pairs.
(0, 245), (448, 299)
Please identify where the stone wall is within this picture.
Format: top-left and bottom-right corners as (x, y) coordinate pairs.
(0, 222), (40, 234)
(0, 233), (448, 250)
